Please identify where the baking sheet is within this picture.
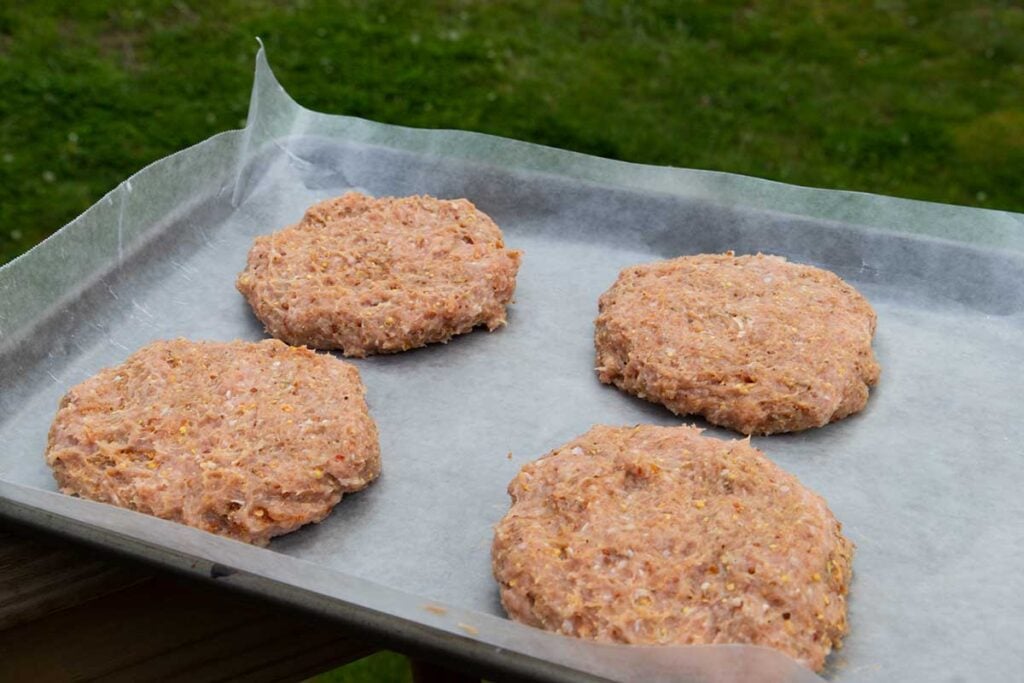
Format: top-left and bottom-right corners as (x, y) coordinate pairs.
(1, 46), (1023, 682)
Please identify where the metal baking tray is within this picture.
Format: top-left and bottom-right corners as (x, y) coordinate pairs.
(1, 48), (1022, 682)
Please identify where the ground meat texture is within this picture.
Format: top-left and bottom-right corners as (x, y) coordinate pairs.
(45, 339), (380, 546)
(595, 253), (880, 435)
(492, 425), (853, 672)
(236, 193), (523, 357)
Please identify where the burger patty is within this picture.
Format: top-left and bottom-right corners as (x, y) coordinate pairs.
(45, 338), (380, 546)
(595, 252), (880, 434)
(237, 192), (522, 357)
(492, 424), (854, 672)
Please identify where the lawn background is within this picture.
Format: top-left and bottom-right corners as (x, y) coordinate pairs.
(2, 1), (1022, 266)
(0, 1), (1021, 680)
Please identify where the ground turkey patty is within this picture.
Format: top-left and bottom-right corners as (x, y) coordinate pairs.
(492, 425), (853, 672)
(595, 253), (880, 434)
(45, 339), (380, 546)
(236, 193), (522, 356)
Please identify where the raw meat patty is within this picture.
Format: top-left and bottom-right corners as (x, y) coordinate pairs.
(236, 192), (522, 357)
(595, 253), (880, 434)
(492, 425), (853, 672)
(45, 339), (380, 546)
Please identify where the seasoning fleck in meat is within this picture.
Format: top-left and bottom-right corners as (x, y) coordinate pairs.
(45, 339), (380, 546)
(237, 192), (522, 357)
(595, 252), (880, 434)
(492, 425), (854, 672)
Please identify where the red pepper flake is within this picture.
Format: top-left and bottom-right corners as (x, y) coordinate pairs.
(335, 453), (346, 461)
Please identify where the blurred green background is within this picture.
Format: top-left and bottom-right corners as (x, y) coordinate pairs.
(0, 0), (1021, 678)
(2, 1), (1023, 266)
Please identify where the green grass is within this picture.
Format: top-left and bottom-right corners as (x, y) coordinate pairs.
(307, 651), (411, 683)
(1, 1), (1022, 266)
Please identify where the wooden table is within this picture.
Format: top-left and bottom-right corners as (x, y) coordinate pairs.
(0, 520), (480, 682)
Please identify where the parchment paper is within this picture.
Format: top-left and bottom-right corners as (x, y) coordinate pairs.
(1, 45), (1022, 682)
